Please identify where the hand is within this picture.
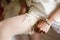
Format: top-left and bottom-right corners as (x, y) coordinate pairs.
(34, 20), (51, 33)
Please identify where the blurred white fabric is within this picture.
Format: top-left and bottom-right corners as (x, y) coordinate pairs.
(3, 0), (60, 34)
(26, 0), (60, 34)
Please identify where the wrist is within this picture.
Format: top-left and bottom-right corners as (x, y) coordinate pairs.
(47, 17), (54, 25)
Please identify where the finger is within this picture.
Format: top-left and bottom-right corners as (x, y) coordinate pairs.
(42, 31), (45, 34)
(39, 29), (46, 34)
(40, 26), (50, 33)
(39, 30), (43, 33)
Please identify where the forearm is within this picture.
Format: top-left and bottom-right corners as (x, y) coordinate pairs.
(47, 5), (60, 25)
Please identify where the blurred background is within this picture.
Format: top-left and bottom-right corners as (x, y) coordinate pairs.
(0, 0), (60, 40)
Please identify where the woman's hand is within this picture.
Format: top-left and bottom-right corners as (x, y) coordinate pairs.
(34, 5), (60, 33)
(34, 20), (51, 33)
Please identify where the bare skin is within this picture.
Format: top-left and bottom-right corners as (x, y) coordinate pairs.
(0, 2), (60, 40)
(0, 13), (40, 40)
(30, 5), (60, 40)
(0, 7), (60, 40)
(36, 5), (60, 33)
